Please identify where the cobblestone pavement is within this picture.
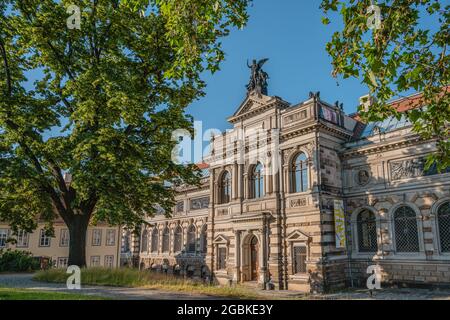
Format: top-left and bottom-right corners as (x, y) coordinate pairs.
(311, 288), (450, 300)
(1, 273), (450, 300)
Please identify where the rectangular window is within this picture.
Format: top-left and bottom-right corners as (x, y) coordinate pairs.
(39, 229), (51, 247)
(0, 229), (8, 248)
(60, 229), (70, 247)
(217, 247), (227, 270)
(293, 246), (307, 274)
(58, 257), (69, 269)
(106, 229), (116, 246)
(90, 255), (101, 267)
(92, 229), (102, 246)
(104, 255), (114, 268)
(16, 230), (29, 248)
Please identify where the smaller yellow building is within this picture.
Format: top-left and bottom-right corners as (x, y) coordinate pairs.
(0, 220), (122, 268)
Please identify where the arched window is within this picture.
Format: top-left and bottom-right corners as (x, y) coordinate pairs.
(162, 227), (170, 253)
(251, 162), (264, 199)
(151, 228), (159, 253)
(394, 206), (419, 252)
(200, 225), (207, 254)
(437, 201), (450, 253)
(173, 226), (182, 253)
(357, 210), (378, 252)
(220, 171), (232, 204)
(140, 230), (148, 253)
(187, 225), (196, 253)
(291, 153), (308, 193)
(122, 230), (131, 253)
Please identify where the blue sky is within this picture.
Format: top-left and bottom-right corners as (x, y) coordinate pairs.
(186, 0), (368, 132)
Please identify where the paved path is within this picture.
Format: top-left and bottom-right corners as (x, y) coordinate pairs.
(0, 273), (223, 300)
(2, 273), (450, 300)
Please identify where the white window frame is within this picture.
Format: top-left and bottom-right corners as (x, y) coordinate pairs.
(57, 257), (69, 269)
(60, 229), (69, 247)
(104, 255), (114, 268)
(16, 230), (29, 248)
(0, 229), (9, 248)
(39, 229), (51, 247)
(92, 229), (102, 246)
(90, 255), (101, 267)
(106, 229), (116, 246)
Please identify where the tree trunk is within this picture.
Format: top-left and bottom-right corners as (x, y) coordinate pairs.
(67, 215), (90, 267)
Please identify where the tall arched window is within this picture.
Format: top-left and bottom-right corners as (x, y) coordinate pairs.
(173, 226), (182, 253)
(187, 225), (196, 253)
(291, 153), (308, 193)
(357, 210), (378, 252)
(251, 162), (264, 199)
(394, 206), (419, 252)
(220, 171), (231, 204)
(200, 225), (207, 254)
(140, 229), (148, 253)
(162, 227), (170, 253)
(122, 230), (131, 253)
(437, 201), (450, 253)
(151, 228), (159, 253)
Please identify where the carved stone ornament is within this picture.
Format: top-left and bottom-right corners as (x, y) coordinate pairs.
(356, 169), (371, 186)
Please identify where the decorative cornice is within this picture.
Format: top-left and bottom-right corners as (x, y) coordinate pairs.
(341, 135), (433, 159)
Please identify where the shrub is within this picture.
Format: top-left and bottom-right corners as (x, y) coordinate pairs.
(0, 249), (40, 272)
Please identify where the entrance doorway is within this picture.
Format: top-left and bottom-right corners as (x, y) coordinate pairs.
(250, 235), (259, 281)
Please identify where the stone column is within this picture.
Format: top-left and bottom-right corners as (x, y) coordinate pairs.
(234, 230), (241, 283)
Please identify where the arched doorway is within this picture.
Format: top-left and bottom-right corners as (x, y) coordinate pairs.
(250, 236), (259, 281)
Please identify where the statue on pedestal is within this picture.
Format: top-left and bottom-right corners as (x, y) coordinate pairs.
(246, 58), (269, 95)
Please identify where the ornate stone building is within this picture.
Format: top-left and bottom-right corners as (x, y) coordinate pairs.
(138, 70), (450, 292)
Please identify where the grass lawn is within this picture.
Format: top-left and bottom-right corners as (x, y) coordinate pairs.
(34, 268), (273, 300)
(0, 287), (107, 300)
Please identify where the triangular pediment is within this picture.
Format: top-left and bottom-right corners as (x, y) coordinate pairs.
(231, 93), (274, 118)
(213, 234), (229, 244)
(286, 230), (310, 242)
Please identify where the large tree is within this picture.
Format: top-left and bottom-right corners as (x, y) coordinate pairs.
(321, 0), (449, 170)
(0, 0), (250, 266)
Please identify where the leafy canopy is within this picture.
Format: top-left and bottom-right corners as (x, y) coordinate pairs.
(321, 0), (449, 170)
(0, 0), (250, 234)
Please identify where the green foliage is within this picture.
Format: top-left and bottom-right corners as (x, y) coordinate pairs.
(0, 249), (40, 272)
(321, 0), (449, 171)
(0, 287), (108, 300)
(0, 0), (250, 263)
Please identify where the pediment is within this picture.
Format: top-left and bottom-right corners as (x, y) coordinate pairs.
(231, 93), (274, 118)
(213, 234), (229, 244)
(286, 230), (310, 242)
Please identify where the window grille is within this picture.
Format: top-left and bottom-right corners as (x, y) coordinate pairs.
(187, 225), (196, 253)
(394, 206), (419, 252)
(217, 247), (227, 270)
(357, 210), (378, 252)
(173, 226), (182, 252)
(162, 228), (170, 253)
(438, 202), (450, 252)
(293, 246), (307, 274)
(151, 229), (159, 253)
(141, 229), (148, 252)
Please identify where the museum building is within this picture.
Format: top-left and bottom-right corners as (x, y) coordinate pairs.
(134, 65), (450, 292)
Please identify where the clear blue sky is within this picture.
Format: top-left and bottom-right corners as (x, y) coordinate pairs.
(186, 0), (367, 132)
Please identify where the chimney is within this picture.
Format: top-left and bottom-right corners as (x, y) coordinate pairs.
(359, 94), (376, 112)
